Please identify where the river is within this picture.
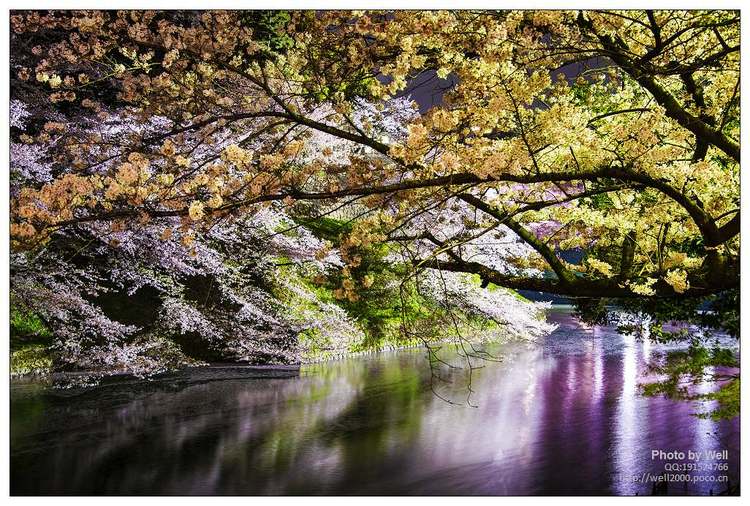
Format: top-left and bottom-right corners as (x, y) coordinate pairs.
(10, 306), (740, 495)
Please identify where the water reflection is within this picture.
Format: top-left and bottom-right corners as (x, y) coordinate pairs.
(612, 334), (649, 495)
(11, 307), (739, 495)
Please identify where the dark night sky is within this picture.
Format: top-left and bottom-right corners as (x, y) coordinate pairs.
(399, 57), (597, 113)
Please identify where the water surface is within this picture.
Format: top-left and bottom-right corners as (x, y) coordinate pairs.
(10, 307), (740, 495)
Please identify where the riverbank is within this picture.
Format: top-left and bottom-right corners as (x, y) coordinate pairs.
(10, 363), (302, 400)
(10, 311), (530, 391)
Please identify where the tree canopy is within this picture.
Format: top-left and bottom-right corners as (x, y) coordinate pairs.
(11, 10), (739, 298)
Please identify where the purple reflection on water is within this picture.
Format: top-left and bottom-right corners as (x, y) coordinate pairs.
(10, 307), (739, 495)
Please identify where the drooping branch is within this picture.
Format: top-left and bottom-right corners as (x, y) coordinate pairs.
(456, 193), (576, 286)
(415, 256), (737, 299)
(47, 164), (738, 249)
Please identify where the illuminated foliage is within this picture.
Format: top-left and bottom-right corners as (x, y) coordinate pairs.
(9, 11), (739, 406)
(9, 10), (738, 299)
